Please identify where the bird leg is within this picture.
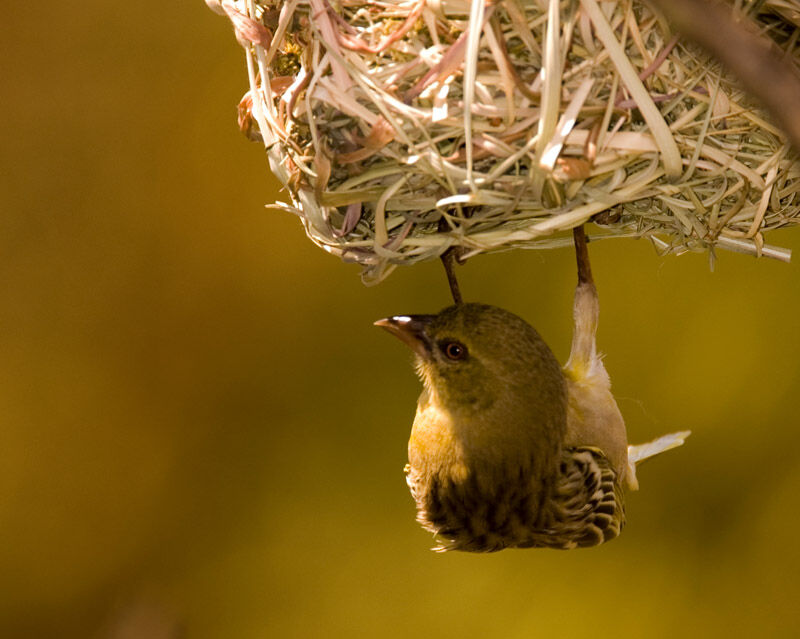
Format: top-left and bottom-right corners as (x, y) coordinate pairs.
(573, 224), (593, 287)
(565, 226), (599, 373)
(441, 248), (463, 305)
(438, 214), (464, 305)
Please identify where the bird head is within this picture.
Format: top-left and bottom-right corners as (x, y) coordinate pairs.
(376, 304), (566, 420)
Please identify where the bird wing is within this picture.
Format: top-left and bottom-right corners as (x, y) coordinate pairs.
(536, 447), (625, 549)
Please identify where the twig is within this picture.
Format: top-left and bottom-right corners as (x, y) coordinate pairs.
(645, 0), (800, 152)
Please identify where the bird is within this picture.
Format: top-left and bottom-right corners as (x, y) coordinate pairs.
(375, 227), (689, 552)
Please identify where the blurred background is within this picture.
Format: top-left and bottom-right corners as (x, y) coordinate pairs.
(2, 2), (800, 638)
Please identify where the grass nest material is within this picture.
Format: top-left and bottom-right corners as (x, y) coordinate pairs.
(212, 0), (800, 283)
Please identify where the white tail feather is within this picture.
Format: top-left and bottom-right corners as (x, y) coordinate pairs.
(625, 430), (691, 490)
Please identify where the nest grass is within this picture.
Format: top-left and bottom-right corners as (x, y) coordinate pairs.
(216, 0), (800, 283)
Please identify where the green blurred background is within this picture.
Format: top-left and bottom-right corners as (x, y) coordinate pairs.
(3, 3), (800, 638)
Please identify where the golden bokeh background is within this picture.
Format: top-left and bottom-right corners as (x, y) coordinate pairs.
(3, 3), (800, 637)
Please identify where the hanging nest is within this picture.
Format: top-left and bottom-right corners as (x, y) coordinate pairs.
(209, 0), (800, 283)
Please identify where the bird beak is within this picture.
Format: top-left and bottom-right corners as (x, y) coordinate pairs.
(374, 315), (435, 359)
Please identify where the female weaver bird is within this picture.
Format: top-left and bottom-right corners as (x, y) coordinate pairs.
(376, 227), (689, 552)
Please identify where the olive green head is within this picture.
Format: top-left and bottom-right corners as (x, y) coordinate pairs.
(376, 303), (566, 417)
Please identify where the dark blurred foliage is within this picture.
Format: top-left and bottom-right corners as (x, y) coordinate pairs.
(1, 3), (800, 638)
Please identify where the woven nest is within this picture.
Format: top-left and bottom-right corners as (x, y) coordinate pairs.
(212, 0), (800, 283)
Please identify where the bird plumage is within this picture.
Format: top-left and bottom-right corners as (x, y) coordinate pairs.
(377, 230), (688, 552)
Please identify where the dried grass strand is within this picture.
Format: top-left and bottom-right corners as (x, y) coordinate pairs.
(215, 0), (800, 283)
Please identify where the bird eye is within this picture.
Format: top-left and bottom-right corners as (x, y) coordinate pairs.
(441, 341), (467, 361)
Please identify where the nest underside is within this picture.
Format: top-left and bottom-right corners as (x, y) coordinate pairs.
(234, 0), (800, 282)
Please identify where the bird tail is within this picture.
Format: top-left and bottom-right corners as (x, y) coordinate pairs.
(625, 430), (691, 490)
